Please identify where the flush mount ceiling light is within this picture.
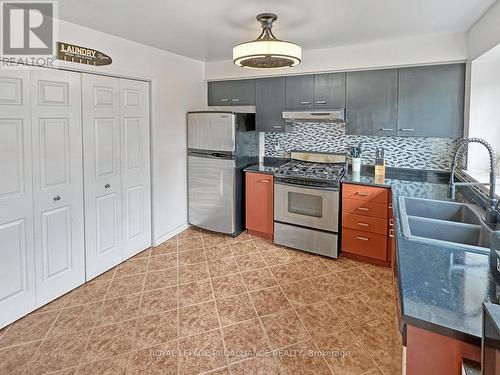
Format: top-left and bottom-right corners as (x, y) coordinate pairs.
(233, 13), (301, 69)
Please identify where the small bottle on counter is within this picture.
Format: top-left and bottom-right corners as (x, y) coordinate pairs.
(374, 148), (385, 182)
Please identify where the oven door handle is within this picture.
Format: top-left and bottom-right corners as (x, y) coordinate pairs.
(274, 181), (339, 192)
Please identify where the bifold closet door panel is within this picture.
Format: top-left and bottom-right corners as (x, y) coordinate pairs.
(0, 70), (37, 327)
(119, 79), (151, 259)
(82, 74), (123, 281)
(30, 69), (86, 304)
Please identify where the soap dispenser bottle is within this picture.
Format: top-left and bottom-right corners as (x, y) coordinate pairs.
(374, 148), (385, 176)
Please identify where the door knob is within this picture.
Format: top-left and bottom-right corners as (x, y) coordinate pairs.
(53, 195), (61, 201)
(105, 184), (111, 189)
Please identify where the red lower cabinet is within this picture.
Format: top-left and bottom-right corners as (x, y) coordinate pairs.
(245, 172), (273, 240)
(341, 182), (392, 267)
(406, 325), (480, 375)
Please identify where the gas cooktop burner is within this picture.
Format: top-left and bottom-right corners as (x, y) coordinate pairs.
(274, 160), (346, 188)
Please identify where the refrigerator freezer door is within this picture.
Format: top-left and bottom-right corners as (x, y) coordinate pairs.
(188, 112), (235, 152)
(188, 155), (235, 234)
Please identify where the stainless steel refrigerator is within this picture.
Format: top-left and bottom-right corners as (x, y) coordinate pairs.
(187, 111), (257, 235)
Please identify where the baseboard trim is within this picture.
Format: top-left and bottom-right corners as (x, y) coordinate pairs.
(153, 222), (190, 246)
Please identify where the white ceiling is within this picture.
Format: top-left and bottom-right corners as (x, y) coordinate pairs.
(58, 0), (496, 62)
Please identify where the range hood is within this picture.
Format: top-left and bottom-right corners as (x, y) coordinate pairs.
(282, 109), (345, 123)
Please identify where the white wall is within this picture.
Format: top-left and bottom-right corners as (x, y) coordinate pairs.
(468, 55), (500, 175)
(206, 33), (467, 80)
(467, 1), (500, 60)
(466, 1), (500, 182)
(58, 20), (206, 245)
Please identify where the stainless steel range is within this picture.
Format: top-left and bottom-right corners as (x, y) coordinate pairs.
(273, 151), (346, 258)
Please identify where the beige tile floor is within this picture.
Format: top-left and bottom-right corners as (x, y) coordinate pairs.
(0, 228), (402, 375)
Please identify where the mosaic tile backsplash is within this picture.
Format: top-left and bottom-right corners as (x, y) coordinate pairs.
(264, 122), (462, 171)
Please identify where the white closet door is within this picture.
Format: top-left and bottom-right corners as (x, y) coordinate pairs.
(30, 69), (85, 304)
(0, 70), (36, 327)
(82, 74), (123, 280)
(119, 79), (151, 258)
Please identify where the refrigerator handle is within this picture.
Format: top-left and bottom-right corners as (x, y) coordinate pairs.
(219, 170), (224, 196)
(213, 152), (230, 159)
(188, 150), (234, 160)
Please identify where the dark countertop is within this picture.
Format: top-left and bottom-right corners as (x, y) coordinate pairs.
(244, 164), (281, 175)
(343, 165), (450, 187)
(244, 157), (288, 175)
(391, 179), (499, 346)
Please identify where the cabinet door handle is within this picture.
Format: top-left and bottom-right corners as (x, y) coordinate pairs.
(273, 125), (283, 129)
(105, 183), (111, 189)
(220, 98), (230, 103)
(356, 236), (369, 241)
(379, 128), (395, 131)
(356, 192), (369, 196)
(400, 128), (415, 132)
(357, 222), (370, 227)
(259, 179), (270, 183)
(300, 101), (311, 105)
(53, 195), (61, 201)
(231, 98), (240, 102)
(357, 207), (370, 211)
(316, 100), (327, 105)
(389, 229), (395, 238)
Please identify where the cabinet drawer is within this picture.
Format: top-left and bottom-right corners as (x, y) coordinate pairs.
(343, 198), (388, 219)
(342, 213), (387, 235)
(342, 228), (387, 260)
(343, 183), (388, 203)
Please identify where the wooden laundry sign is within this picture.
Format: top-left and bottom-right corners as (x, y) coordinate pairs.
(56, 42), (112, 66)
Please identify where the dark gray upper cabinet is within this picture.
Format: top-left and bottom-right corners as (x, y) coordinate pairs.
(285, 73), (346, 110)
(313, 73), (346, 109)
(285, 75), (314, 109)
(208, 79), (255, 106)
(228, 79), (256, 105)
(346, 69), (398, 136)
(208, 81), (231, 105)
(398, 64), (465, 138)
(208, 63), (464, 137)
(256, 77), (287, 132)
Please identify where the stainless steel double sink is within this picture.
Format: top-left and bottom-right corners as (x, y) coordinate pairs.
(398, 197), (494, 253)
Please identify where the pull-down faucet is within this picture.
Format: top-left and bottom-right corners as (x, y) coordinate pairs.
(449, 138), (499, 225)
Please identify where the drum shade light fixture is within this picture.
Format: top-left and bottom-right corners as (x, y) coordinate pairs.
(233, 13), (301, 69)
